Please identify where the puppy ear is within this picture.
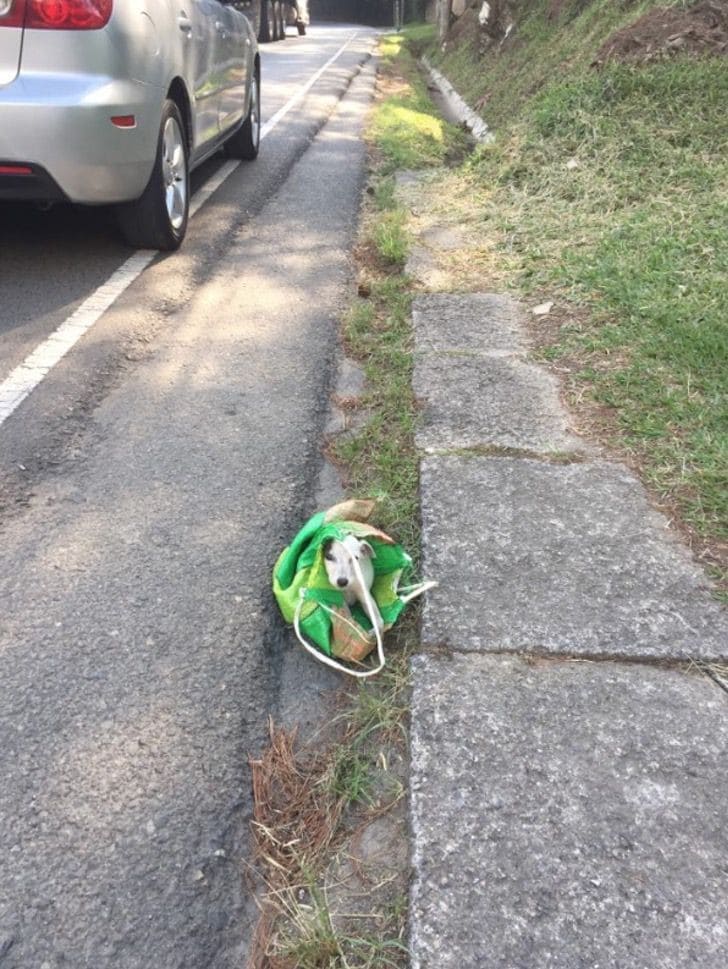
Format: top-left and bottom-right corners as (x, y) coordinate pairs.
(359, 540), (376, 559)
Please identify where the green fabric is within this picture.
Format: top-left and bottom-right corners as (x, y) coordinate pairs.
(300, 607), (334, 657)
(275, 510), (326, 591)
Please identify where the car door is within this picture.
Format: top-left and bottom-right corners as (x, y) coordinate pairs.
(179, 0), (223, 149)
(215, 0), (250, 135)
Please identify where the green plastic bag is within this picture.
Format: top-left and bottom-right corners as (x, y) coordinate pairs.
(273, 499), (436, 678)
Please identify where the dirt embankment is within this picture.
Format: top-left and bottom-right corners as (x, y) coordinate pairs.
(446, 0), (728, 65)
(594, 0), (728, 65)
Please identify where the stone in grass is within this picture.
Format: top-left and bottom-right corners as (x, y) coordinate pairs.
(420, 454), (728, 661)
(410, 652), (728, 969)
(334, 356), (366, 402)
(326, 809), (409, 933)
(405, 245), (451, 290)
(325, 755), (409, 944)
(420, 225), (466, 252)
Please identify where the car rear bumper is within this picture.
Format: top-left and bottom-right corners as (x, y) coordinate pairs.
(0, 162), (67, 202)
(0, 75), (162, 204)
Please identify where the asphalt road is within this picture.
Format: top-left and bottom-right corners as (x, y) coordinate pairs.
(0, 25), (377, 969)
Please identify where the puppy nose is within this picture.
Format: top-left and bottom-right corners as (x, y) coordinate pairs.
(336, 577), (348, 588)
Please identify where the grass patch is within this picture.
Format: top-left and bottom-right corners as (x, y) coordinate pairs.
(334, 276), (420, 555)
(428, 0), (689, 130)
(336, 25), (469, 549)
(370, 29), (470, 174)
(371, 210), (410, 266)
(468, 56), (728, 555)
(410, 0), (727, 574)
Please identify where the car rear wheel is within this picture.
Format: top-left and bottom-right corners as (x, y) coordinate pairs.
(259, 0), (274, 41)
(117, 100), (189, 251)
(224, 70), (260, 161)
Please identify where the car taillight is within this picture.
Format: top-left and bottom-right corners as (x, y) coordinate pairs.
(0, 0), (25, 27)
(25, 0), (112, 28)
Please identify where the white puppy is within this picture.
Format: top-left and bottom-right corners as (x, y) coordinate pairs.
(323, 535), (383, 634)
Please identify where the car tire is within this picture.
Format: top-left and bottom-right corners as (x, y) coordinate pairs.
(224, 69), (260, 161)
(117, 99), (189, 251)
(258, 0), (273, 41)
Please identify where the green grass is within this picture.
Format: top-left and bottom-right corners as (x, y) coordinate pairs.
(335, 277), (420, 553)
(468, 57), (728, 543)
(339, 23), (472, 548)
(428, 0), (692, 130)
(400, 0), (728, 559)
(370, 30), (470, 174)
(273, 876), (407, 969)
(372, 209), (410, 266)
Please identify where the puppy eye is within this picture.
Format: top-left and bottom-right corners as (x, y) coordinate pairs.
(324, 551), (335, 562)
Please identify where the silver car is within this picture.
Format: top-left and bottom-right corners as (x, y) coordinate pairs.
(0, 0), (260, 249)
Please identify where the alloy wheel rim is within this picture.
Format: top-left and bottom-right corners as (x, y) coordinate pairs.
(162, 117), (187, 231)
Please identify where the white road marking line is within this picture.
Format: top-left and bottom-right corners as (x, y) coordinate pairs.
(260, 29), (358, 139)
(0, 30), (360, 429)
(0, 252), (156, 420)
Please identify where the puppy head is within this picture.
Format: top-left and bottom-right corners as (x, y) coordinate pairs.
(322, 535), (375, 590)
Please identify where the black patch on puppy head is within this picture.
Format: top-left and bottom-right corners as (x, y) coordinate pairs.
(322, 538), (335, 562)
(359, 540), (375, 559)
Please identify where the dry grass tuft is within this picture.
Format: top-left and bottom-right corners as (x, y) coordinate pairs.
(250, 721), (343, 884)
(703, 662), (728, 693)
(248, 721), (345, 968)
(247, 676), (411, 969)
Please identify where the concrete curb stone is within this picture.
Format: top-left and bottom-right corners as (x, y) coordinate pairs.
(420, 453), (728, 661)
(421, 57), (492, 143)
(409, 653), (728, 969)
(413, 293), (526, 354)
(402, 71), (727, 969)
(414, 352), (585, 454)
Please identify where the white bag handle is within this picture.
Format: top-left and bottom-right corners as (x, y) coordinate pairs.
(292, 542), (437, 678)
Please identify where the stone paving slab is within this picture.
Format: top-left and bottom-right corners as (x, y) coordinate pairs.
(413, 353), (584, 454)
(420, 225), (467, 251)
(421, 454), (728, 660)
(413, 293), (526, 354)
(409, 653), (728, 969)
(405, 246), (452, 290)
